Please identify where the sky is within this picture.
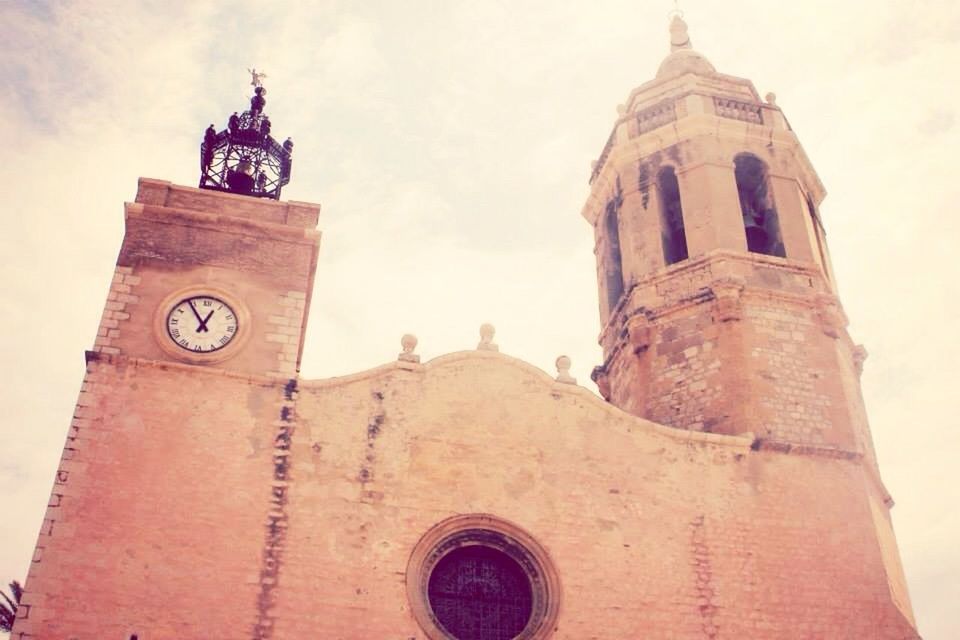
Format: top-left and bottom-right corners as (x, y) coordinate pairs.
(1, 0), (958, 636)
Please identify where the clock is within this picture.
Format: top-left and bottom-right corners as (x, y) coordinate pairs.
(166, 295), (239, 353)
(154, 286), (250, 363)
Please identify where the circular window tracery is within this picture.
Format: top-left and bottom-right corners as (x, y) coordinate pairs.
(406, 514), (561, 640)
(428, 545), (533, 640)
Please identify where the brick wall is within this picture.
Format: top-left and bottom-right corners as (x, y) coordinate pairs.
(599, 252), (872, 454)
(91, 266), (142, 356)
(13, 355), (284, 639)
(264, 291), (307, 379)
(14, 351), (917, 639)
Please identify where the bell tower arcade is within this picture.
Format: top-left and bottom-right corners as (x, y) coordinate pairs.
(587, 16), (871, 458)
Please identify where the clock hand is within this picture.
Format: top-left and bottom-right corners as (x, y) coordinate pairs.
(187, 300), (206, 330)
(198, 309), (215, 332)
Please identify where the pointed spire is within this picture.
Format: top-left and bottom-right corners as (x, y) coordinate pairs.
(669, 14), (692, 52)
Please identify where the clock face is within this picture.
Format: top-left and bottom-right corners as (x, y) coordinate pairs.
(166, 295), (239, 353)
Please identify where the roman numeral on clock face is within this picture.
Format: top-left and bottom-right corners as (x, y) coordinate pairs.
(166, 294), (240, 354)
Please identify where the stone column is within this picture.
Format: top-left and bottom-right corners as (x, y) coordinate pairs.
(768, 173), (816, 263)
(678, 161), (747, 256)
(619, 182), (666, 281)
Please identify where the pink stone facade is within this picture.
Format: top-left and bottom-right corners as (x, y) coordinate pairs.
(594, 252), (874, 456)
(12, 17), (919, 640)
(13, 348), (918, 639)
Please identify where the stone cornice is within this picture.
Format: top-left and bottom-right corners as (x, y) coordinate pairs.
(84, 350), (284, 386)
(752, 437), (895, 507)
(597, 250), (834, 345)
(124, 201), (322, 245)
(751, 438), (864, 460)
(624, 70), (761, 114)
(136, 177), (320, 229)
(583, 102), (826, 225)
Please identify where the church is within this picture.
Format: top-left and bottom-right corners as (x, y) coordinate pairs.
(11, 16), (920, 640)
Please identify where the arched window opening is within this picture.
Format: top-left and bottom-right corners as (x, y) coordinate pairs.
(603, 197), (625, 313)
(734, 154), (785, 257)
(658, 166), (688, 265)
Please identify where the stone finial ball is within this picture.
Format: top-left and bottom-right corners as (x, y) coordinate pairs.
(765, 92), (777, 105)
(555, 355), (572, 371)
(479, 323), (496, 342)
(401, 334), (418, 353)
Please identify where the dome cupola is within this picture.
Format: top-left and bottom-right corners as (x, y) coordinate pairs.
(655, 15), (716, 80)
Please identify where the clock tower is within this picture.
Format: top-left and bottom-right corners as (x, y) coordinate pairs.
(96, 174), (319, 378)
(12, 85), (321, 639)
(96, 81), (317, 379)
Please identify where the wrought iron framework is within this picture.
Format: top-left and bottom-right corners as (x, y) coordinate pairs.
(199, 86), (293, 200)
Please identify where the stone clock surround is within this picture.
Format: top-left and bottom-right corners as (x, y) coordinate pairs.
(152, 284), (252, 365)
(92, 179), (321, 379)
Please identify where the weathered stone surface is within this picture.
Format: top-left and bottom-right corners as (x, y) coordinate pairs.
(13, 17), (919, 640)
(15, 350), (916, 639)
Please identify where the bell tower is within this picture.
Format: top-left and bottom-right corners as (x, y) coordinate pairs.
(10, 79), (321, 639)
(587, 16), (872, 457)
(95, 78), (317, 379)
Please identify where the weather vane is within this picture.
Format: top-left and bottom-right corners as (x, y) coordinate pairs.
(668, 0), (684, 19)
(247, 67), (268, 88)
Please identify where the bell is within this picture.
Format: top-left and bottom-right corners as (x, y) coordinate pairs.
(744, 216), (768, 252)
(227, 157), (256, 194)
(236, 157), (254, 175)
